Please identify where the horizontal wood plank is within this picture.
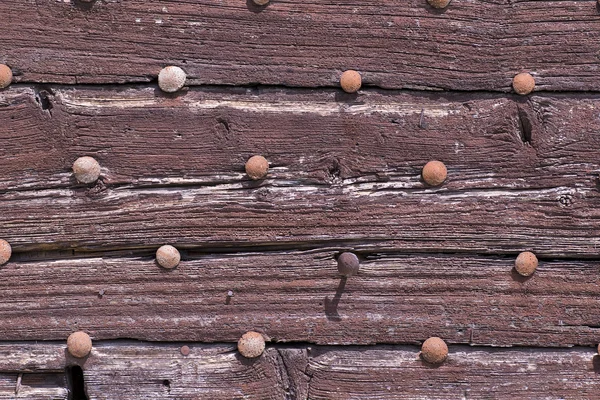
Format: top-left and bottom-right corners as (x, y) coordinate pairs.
(1, 253), (600, 346)
(2, 0), (600, 91)
(3, 87), (598, 191)
(0, 342), (596, 399)
(307, 346), (600, 399)
(0, 342), (288, 399)
(1, 87), (599, 255)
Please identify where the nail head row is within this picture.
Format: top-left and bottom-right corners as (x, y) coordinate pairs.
(338, 251), (539, 279)
(71, 155), (447, 185)
(70, 155), (270, 184)
(154, 65), (534, 95)
(0, 64), (534, 95)
(66, 329), (447, 366)
(236, 331), (450, 365)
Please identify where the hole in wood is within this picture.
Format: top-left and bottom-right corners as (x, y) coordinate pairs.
(33, 86), (53, 114)
(66, 365), (88, 400)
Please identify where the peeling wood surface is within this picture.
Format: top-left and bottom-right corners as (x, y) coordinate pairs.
(1, 88), (600, 256)
(2, 0), (600, 91)
(1, 253), (600, 346)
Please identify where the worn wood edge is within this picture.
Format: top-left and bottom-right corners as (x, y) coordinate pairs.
(0, 253), (599, 346)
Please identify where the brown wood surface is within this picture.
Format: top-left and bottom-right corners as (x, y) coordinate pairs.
(2, 0), (600, 91)
(0, 342), (597, 399)
(2, 252), (600, 347)
(2, 0), (600, 397)
(306, 345), (600, 399)
(1, 87), (599, 257)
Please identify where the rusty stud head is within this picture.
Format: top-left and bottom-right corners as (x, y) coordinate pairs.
(67, 331), (92, 358)
(0, 64), (13, 89)
(156, 245), (181, 269)
(427, 0), (451, 8)
(513, 72), (535, 95)
(515, 251), (538, 276)
(0, 239), (11, 266)
(340, 70), (362, 93)
(337, 252), (359, 277)
(158, 66), (187, 93)
(180, 345), (190, 356)
(72, 156), (101, 184)
(245, 155), (269, 180)
(238, 331), (266, 358)
(422, 160), (447, 186)
(421, 337), (448, 364)
(253, 0), (269, 4)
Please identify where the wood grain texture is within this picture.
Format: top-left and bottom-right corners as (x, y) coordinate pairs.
(0, 342), (596, 400)
(2, 0), (600, 90)
(2, 252), (600, 346)
(307, 346), (600, 399)
(0, 343), (67, 399)
(0, 341), (294, 399)
(1, 87), (599, 255)
(0, 374), (67, 400)
(83, 343), (288, 400)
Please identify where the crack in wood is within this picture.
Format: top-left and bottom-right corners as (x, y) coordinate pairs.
(517, 105), (533, 145)
(275, 350), (294, 400)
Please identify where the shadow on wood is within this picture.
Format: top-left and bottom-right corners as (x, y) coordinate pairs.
(324, 277), (347, 321)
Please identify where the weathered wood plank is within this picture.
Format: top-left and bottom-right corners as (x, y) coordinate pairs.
(3, 87), (597, 191)
(0, 342), (292, 399)
(0, 342), (597, 399)
(4, 183), (599, 256)
(83, 343), (287, 400)
(1, 87), (599, 255)
(307, 346), (600, 399)
(1, 253), (600, 346)
(2, 0), (600, 91)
